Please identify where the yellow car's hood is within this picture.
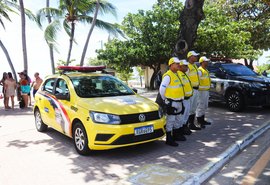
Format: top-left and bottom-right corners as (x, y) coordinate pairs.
(77, 95), (158, 114)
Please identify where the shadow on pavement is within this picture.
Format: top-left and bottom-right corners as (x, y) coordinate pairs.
(5, 103), (270, 184)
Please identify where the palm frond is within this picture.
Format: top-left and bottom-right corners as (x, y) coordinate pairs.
(0, 19), (6, 29)
(98, 0), (117, 17)
(4, 0), (38, 23)
(44, 19), (61, 45)
(94, 18), (124, 37)
(63, 19), (71, 37)
(82, 0), (117, 17)
(36, 8), (63, 27)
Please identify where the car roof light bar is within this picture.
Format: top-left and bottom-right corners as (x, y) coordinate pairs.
(57, 66), (106, 73)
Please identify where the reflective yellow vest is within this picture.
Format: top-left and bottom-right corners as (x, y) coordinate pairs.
(163, 70), (184, 100)
(187, 63), (200, 87)
(177, 71), (193, 98)
(198, 67), (211, 91)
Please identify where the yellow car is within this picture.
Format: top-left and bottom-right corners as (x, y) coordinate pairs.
(34, 66), (165, 155)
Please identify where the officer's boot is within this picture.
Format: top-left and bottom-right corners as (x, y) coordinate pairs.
(173, 128), (186, 141)
(188, 114), (201, 130)
(166, 131), (178, 147)
(202, 115), (211, 125)
(182, 122), (192, 135)
(197, 116), (206, 129)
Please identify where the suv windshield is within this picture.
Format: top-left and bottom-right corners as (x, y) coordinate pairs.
(221, 64), (257, 76)
(71, 75), (135, 98)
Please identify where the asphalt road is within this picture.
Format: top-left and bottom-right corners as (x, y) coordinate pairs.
(0, 95), (270, 185)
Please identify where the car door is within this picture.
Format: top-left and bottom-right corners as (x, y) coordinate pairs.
(52, 78), (73, 136)
(208, 65), (225, 100)
(37, 78), (57, 125)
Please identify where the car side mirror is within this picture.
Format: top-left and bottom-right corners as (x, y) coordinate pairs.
(55, 93), (70, 101)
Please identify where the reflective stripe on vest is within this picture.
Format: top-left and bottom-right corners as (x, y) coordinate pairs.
(188, 63), (199, 87)
(163, 70), (185, 100)
(178, 71), (193, 98)
(198, 67), (211, 91)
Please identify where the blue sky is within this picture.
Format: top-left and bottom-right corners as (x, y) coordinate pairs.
(0, 0), (269, 79)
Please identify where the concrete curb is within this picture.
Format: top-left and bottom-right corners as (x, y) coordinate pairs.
(182, 120), (270, 185)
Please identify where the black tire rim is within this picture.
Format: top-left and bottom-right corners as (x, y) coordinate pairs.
(228, 93), (240, 110)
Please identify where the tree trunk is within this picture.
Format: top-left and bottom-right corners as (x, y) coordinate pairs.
(66, 21), (75, 66)
(80, 0), (100, 66)
(0, 40), (18, 82)
(249, 59), (254, 70)
(46, 0), (55, 74)
(149, 65), (161, 90)
(176, 0), (205, 59)
(140, 76), (142, 87)
(244, 58), (254, 70)
(19, 0), (28, 71)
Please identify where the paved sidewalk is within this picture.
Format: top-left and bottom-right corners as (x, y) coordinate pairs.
(136, 90), (270, 184)
(0, 91), (270, 185)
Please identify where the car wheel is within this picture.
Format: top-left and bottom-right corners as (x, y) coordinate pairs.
(226, 90), (245, 112)
(34, 108), (48, 132)
(73, 122), (90, 155)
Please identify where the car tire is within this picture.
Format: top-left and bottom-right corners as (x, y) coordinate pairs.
(226, 90), (245, 112)
(34, 108), (48, 132)
(72, 122), (91, 155)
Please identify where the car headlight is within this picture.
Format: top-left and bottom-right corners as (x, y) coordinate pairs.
(90, 111), (121, 124)
(158, 106), (164, 118)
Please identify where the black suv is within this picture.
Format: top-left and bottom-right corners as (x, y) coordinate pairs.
(208, 60), (270, 111)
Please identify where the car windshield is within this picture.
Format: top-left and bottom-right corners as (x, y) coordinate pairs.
(221, 64), (257, 76)
(71, 75), (135, 98)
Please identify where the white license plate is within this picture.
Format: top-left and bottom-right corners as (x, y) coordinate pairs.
(134, 125), (154, 136)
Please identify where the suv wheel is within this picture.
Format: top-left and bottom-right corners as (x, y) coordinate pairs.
(34, 108), (48, 132)
(73, 122), (90, 155)
(226, 91), (245, 112)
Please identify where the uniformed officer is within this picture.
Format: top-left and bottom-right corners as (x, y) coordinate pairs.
(196, 56), (212, 126)
(178, 59), (193, 136)
(186, 51), (203, 130)
(159, 57), (185, 147)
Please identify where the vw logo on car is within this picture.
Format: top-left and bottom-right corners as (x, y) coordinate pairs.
(139, 114), (146, 122)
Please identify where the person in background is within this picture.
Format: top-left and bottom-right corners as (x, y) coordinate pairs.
(159, 57), (185, 147)
(23, 70), (32, 106)
(4, 72), (16, 110)
(196, 56), (212, 126)
(31, 72), (43, 98)
(178, 59), (193, 136)
(0, 72), (9, 109)
(18, 72), (31, 108)
(186, 51), (203, 130)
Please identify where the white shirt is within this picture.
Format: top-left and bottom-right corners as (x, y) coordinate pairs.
(159, 75), (170, 100)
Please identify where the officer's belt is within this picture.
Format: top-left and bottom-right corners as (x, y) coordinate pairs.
(193, 86), (199, 90)
(166, 98), (183, 102)
(184, 97), (190, 100)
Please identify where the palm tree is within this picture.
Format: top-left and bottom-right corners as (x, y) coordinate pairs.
(0, 0), (18, 82)
(80, 0), (122, 66)
(46, 0), (55, 74)
(37, 0), (121, 66)
(80, 0), (100, 66)
(18, 0), (28, 71)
